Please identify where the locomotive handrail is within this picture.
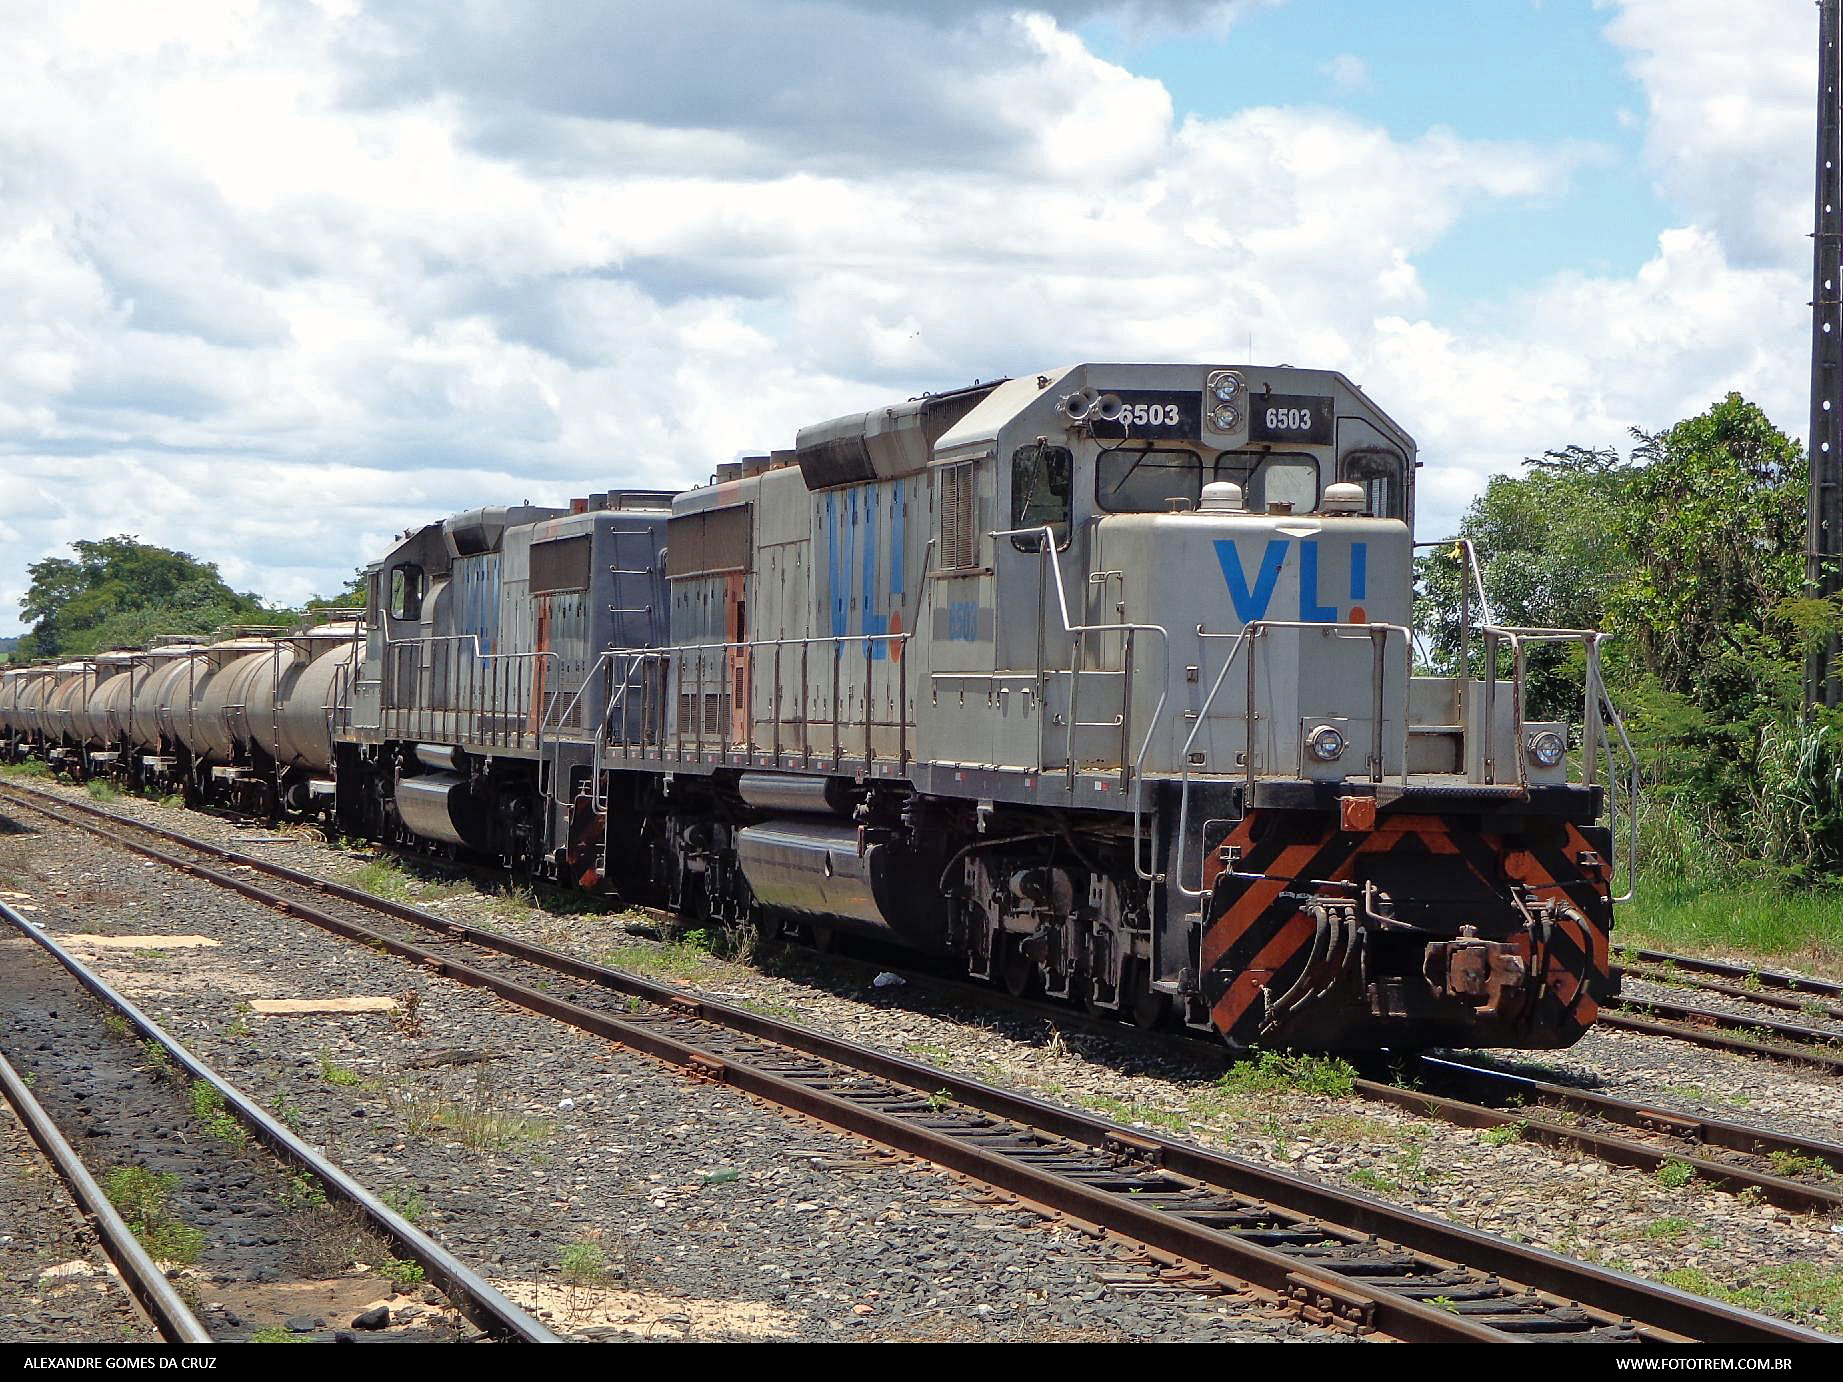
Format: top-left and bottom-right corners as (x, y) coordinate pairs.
(597, 649), (660, 765)
(989, 524), (1171, 882)
(548, 649), (615, 738)
(1470, 622), (1639, 901)
(1415, 537), (1496, 733)
(1169, 619), (1415, 901)
(595, 631), (913, 774)
(1586, 641), (1642, 903)
(537, 648), (623, 826)
(1413, 538), (1496, 618)
(377, 632), (560, 750)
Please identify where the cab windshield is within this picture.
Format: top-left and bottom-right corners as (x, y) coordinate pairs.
(1095, 447), (1322, 513)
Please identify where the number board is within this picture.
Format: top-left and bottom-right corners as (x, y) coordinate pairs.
(1089, 390), (1201, 440)
(1247, 393), (1335, 445)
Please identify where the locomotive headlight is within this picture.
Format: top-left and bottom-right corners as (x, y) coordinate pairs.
(1305, 724), (1346, 763)
(1205, 370), (1245, 432)
(1526, 730), (1566, 769)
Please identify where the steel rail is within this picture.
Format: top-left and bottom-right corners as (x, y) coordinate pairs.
(794, 951), (1843, 1217)
(1617, 949), (1843, 1002)
(1617, 964), (1843, 1023)
(0, 895), (560, 1345)
(0, 1046), (213, 1344)
(1376, 1058), (1843, 1216)
(1602, 999), (1843, 1074)
(0, 787), (1829, 1344)
(8, 786), (1843, 1228)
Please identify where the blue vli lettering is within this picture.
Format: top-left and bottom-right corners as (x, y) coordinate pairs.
(1298, 540), (1337, 622)
(1215, 538), (1369, 624)
(1213, 538), (1286, 623)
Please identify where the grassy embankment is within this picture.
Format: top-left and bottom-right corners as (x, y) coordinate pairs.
(1615, 876), (1841, 978)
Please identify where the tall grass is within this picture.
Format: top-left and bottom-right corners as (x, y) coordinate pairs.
(1617, 736), (1843, 974)
(1746, 721), (1843, 880)
(1633, 793), (1743, 885)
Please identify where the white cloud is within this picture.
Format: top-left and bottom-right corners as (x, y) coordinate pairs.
(1598, 0), (1815, 269)
(1321, 53), (1370, 92)
(0, 0), (1822, 636)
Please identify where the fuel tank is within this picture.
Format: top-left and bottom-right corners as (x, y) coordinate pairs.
(734, 819), (952, 952)
(394, 772), (495, 850)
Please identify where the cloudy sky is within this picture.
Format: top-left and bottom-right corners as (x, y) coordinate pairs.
(0, 0), (1821, 633)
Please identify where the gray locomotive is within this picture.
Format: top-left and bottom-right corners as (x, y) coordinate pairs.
(3, 362), (1637, 1051)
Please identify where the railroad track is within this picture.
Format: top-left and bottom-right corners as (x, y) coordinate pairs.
(1600, 996), (1843, 1074)
(10, 782), (1843, 1231)
(0, 1045), (211, 1343)
(0, 783), (1829, 1344)
(810, 962), (1843, 1219)
(1596, 947), (1843, 1069)
(1617, 949), (1843, 1005)
(0, 891), (557, 1345)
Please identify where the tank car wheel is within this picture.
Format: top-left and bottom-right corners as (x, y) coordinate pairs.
(809, 924), (835, 954)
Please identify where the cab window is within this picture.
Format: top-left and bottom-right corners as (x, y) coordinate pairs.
(1342, 447), (1406, 519)
(1207, 452), (1320, 512)
(1095, 447), (1202, 513)
(1010, 442), (1073, 549)
(389, 563), (425, 621)
(1253, 457), (1319, 512)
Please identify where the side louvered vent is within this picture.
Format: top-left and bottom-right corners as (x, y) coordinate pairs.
(939, 463), (977, 571)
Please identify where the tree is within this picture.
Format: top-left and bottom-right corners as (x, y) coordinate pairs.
(305, 569), (370, 614)
(17, 536), (287, 658)
(1415, 444), (1634, 719)
(1611, 394), (1809, 712)
(1415, 393), (1843, 875)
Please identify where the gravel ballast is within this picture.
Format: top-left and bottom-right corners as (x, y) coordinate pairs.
(0, 1088), (160, 1344)
(0, 787), (1324, 1343)
(7, 777), (1843, 1337)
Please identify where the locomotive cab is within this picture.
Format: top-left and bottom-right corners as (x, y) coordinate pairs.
(915, 363), (1627, 1050)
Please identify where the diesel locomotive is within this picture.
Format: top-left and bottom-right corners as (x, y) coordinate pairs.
(2, 362), (1637, 1051)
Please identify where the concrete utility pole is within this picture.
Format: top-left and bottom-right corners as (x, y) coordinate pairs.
(1808, 0), (1843, 711)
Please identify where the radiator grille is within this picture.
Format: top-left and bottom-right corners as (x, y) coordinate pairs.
(939, 462), (977, 571)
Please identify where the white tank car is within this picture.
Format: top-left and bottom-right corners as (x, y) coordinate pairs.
(129, 645), (206, 752)
(172, 637), (276, 764)
(245, 622), (362, 772)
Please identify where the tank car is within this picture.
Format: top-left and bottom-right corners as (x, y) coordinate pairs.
(1, 615), (365, 810)
(337, 362), (1634, 1053)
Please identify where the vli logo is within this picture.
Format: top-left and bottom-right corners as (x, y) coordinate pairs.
(1213, 539), (1367, 624)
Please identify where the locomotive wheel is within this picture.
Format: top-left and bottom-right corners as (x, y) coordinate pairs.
(999, 937), (1036, 998)
(1131, 988), (1173, 1030)
(1127, 962), (1173, 1029)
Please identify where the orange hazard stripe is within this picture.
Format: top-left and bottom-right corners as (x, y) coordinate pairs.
(1211, 912), (1316, 1035)
(1202, 840), (1321, 970)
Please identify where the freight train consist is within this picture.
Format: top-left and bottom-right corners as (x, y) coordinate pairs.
(2, 363), (1637, 1051)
